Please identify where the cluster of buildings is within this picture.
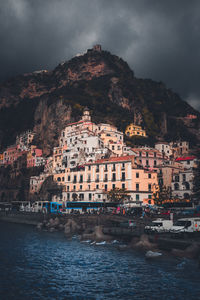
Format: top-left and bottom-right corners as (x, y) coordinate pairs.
(28, 108), (198, 207)
(0, 130), (45, 168)
(0, 107), (198, 207)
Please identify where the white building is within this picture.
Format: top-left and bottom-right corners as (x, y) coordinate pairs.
(155, 142), (172, 158)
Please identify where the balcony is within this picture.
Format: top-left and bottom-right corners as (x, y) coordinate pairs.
(103, 178), (107, 182)
(87, 179), (91, 183)
(121, 177), (126, 181)
(95, 178), (100, 182)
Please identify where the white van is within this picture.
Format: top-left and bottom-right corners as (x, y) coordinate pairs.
(145, 219), (173, 233)
(170, 218), (200, 233)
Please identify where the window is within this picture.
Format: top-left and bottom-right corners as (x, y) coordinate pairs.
(175, 175), (179, 182)
(73, 185), (76, 190)
(148, 184), (151, 192)
(112, 184), (115, 189)
(62, 177), (64, 181)
(104, 174), (108, 182)
(136, 183), (139, 191)
(96, 185), (99, 189)
(89, 193), (92, 200)
(154, 160), (157, 166)
(184, 182), (190, 190)
(146, 160), (149, 166)
(112, 164), (116, 171)
(105, 165), (108, 172)
(139, 152), (142, 157)
(67, 186), (69, 191)
(73, 176), (77, 183)
(148, 173), (151, 179)
(136, 194), (140, 201)
(57, 177), (61, 182)
(112, 145), (115, 150)
(146, 152), (149, 157)
(105, 184), (107, 191)
(154, 152), (156, 158)
(88, 166), (91, 171)
(80, 185), (82, 190)
(148, 195), (152, 199)
(136, 172), (139, 178)
(174, 183), (179, 190)
(112, 173), (116, 181)
(187, 161), (190, 165)
(122, 183), (125, 189)
(182, 174), (186, 181)
(122, 163), (125, 170)
(88, 185), (90, 190)
(79, 175), (83, 183)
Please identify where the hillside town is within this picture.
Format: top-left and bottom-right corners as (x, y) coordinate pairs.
(0, 107), (199, 210)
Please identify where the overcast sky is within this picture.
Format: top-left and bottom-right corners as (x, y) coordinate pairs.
(0, 0), (200, 110)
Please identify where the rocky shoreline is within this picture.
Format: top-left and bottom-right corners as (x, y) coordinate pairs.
(36, 214), (200, 262)
(1, 211), (200, 262)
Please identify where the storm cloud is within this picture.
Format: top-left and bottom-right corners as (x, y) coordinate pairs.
(0, 0), (200, 110)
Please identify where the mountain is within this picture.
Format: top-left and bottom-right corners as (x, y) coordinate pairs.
(0, 45), (199, 155)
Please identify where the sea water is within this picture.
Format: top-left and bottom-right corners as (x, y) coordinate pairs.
(0, 222), (200, 300)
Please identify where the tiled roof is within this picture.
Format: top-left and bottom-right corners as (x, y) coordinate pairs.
(87, 155), (134, 165)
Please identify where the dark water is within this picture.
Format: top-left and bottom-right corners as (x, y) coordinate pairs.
(0, 222), (200, 300)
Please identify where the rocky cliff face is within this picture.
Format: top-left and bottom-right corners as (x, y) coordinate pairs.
(0, 46), (199, 153)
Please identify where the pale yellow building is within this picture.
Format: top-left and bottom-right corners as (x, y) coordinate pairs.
(53, 155), (158, 205)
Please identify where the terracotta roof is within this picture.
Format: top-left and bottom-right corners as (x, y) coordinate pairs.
(176, 156), (196, 161)
(86, 155), (134, 165)
(132, 148), (161, 153)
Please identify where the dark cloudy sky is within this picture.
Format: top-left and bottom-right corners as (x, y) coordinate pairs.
(1, 0), (200, 111)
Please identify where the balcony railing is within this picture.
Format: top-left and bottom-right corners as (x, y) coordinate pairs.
(121, 177), (126, 181)
(95, 179), (99, 182)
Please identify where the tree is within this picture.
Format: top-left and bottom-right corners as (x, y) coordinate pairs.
(192, 160), (200, 205)
(107, 188), (129, 203)
(152, 184), (171, 206)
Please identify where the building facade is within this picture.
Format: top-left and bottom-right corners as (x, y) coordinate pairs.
(53, 155), (158, 206)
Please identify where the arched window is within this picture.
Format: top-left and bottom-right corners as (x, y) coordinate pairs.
(184, 182), (190, 190)
(174, 183), (179, 190)
(184, 193), (190, 199)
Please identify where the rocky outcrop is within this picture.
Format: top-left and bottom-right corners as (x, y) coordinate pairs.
(81, 225), (113, 242)
(33, 98), (72, 155)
